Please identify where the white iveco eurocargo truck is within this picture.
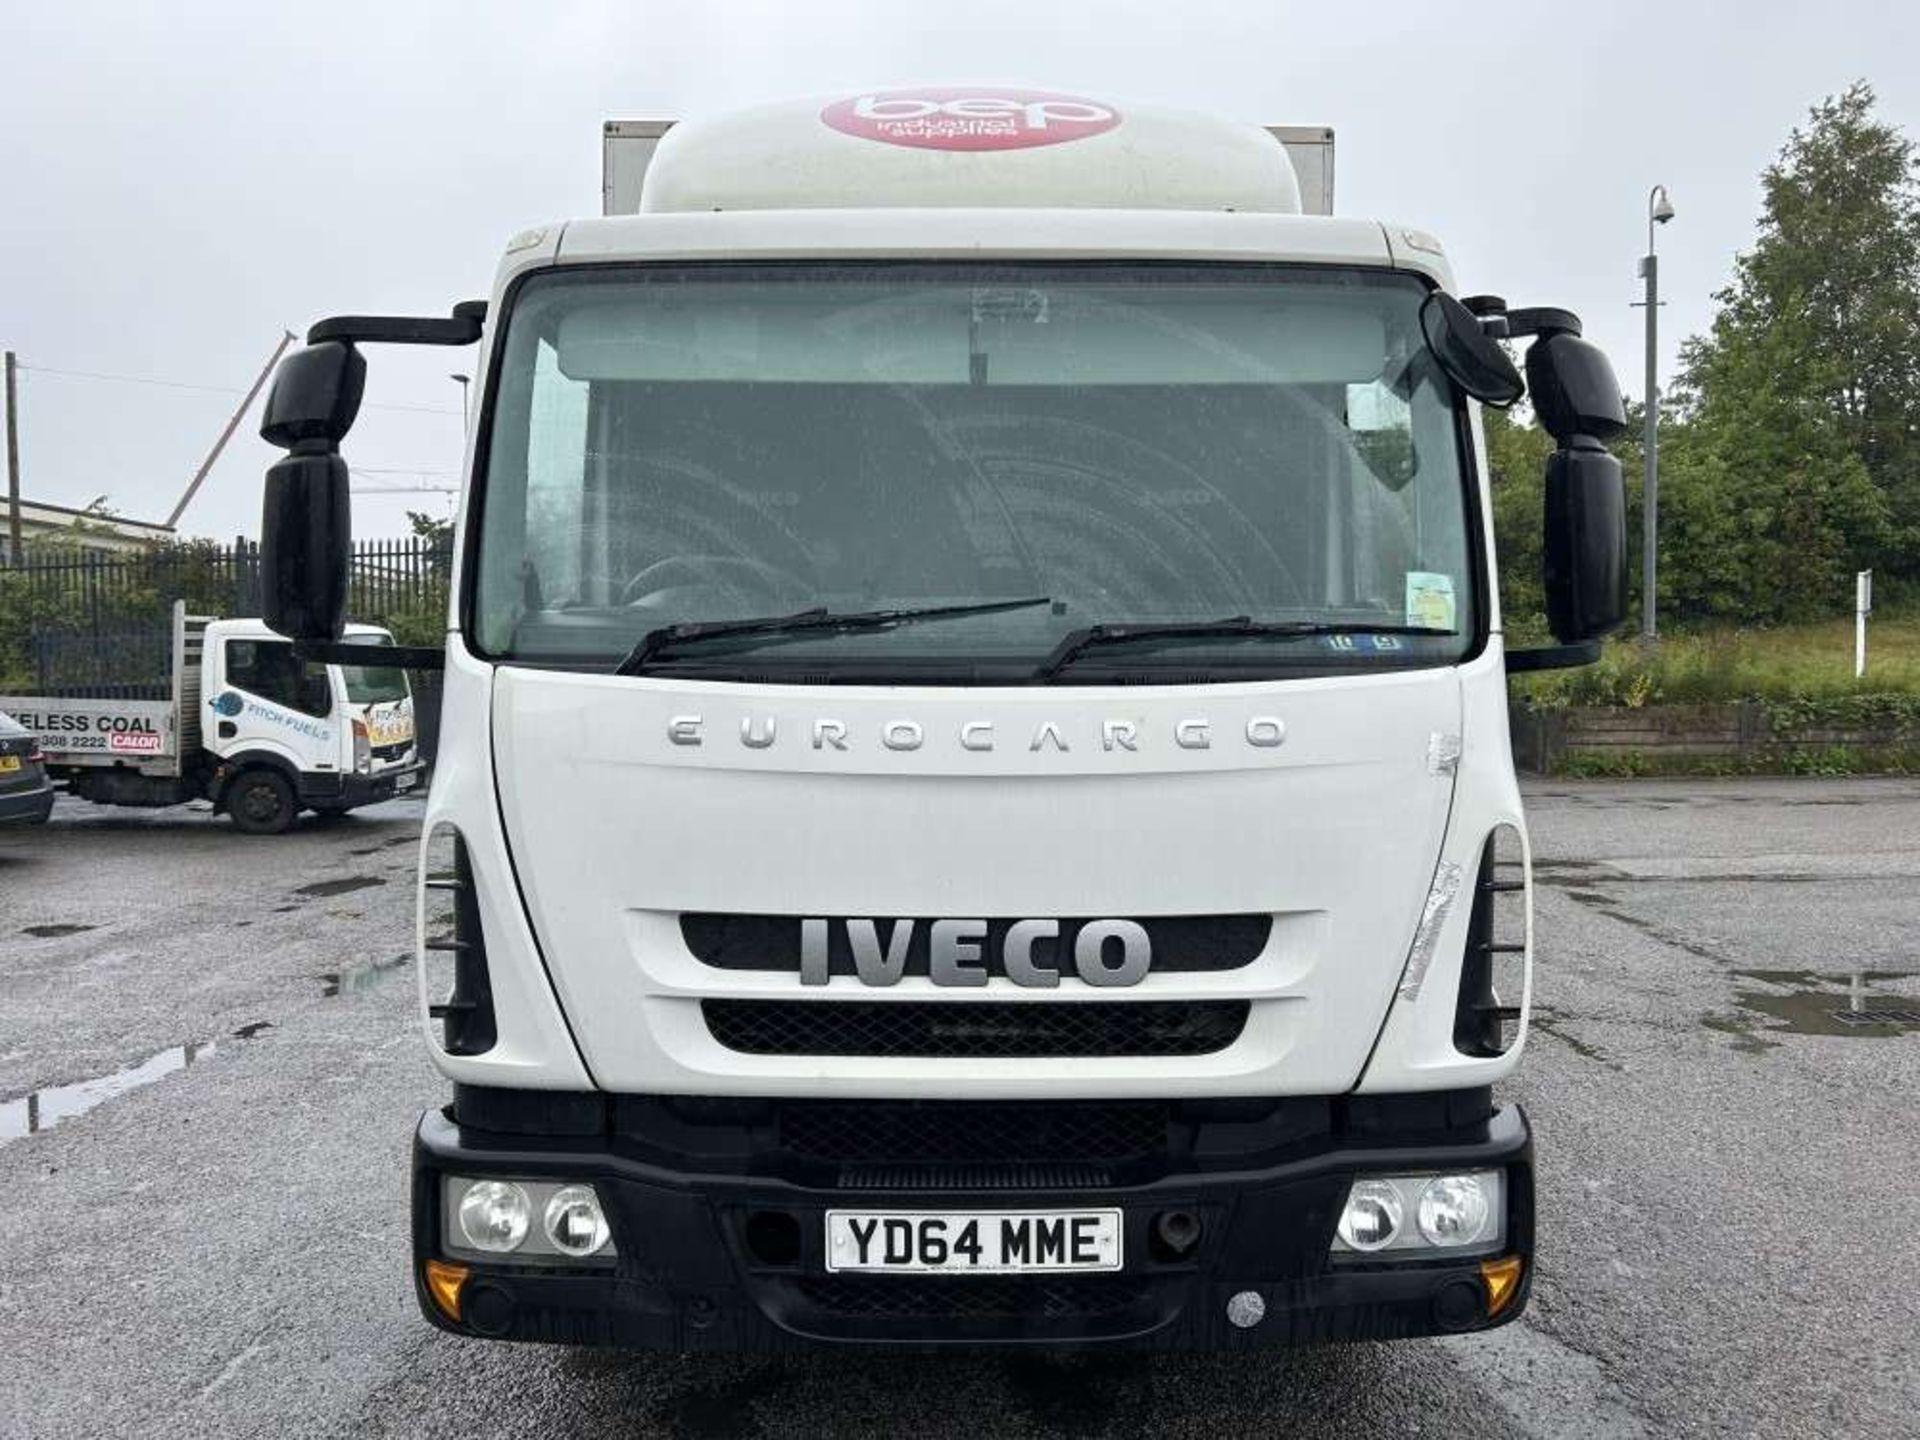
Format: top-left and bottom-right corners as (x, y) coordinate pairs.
(257, 89), (1629, 1352)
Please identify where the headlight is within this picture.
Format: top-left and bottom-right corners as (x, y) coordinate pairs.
(457, 1180), (531, 1253)
(1417, 1174), (1492, 1246)
(1336, 1179), (1404, 1252)
(1331, 1170), (1504, 1256)
(543, 1186), (611, 1257)
(443, 1176), (619, 1263)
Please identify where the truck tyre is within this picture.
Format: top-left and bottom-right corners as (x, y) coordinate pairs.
(226, 768), (297, 835)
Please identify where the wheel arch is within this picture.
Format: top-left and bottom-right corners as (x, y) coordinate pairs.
(209, 749), (305, 808)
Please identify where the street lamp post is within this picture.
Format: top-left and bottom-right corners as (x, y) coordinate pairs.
(1639, 184), (1675, 641)
(451, 373), (472, 435)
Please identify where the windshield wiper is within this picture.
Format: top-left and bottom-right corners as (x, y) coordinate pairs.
(1035, 617), (1457, 680)
(615, 596), (1054, 674)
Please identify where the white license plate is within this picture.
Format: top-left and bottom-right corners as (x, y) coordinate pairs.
(394, 772), (417, 792)
(825, 1209), (1122, 1274)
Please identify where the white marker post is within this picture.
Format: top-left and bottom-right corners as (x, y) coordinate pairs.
(1856, 570), (1873, 679)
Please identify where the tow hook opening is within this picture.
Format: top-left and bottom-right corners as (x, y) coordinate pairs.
(1150, 1207), (1203, 1261)
(744, 1209), (803, 1268)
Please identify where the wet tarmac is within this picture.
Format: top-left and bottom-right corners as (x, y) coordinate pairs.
(2, 779), (1919, 1437)
(295, 875), (387, 899)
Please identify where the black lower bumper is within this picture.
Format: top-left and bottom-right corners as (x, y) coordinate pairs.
(410, 1092), (1533, 1354)
(298, 761), (423, 809)
(0, 778), (55, 824)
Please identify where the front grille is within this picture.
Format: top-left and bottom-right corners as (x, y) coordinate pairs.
(836, 1163), (1112, 1190)
(793, 1275), (1148, 1320)
(681, 913), (1270, 976)
(779, 1100), (1168, 1165)
(703, 1000), (1249, 1058)
(372, 741), (411, 762)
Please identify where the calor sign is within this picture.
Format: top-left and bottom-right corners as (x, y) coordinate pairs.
(821, 88), (1121, 151)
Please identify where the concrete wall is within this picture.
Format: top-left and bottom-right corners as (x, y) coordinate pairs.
(1510, 701), (1919, 775)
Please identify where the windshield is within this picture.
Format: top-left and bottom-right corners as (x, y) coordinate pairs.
(340, 640), (410, 705)
(471, 263), (1480, 682)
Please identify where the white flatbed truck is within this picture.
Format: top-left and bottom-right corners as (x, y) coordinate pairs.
(0, 601), (421, 833)
(255, 88), (1629, 1350)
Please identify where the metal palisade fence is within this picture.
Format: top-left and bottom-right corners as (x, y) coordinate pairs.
(0, 534), (451, 694)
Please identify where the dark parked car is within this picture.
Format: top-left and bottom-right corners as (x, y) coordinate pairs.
(0, 710), (55, 824)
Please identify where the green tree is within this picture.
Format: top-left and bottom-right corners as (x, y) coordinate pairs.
(1484, 405), (1553, 637)
(1664, 81), (1916, 618)
(369, 510), (454, 647)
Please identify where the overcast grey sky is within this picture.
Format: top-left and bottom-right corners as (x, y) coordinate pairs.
(3, 0), (1916, 539)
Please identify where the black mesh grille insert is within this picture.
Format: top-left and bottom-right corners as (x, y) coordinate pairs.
(835, 1163), (1112, 1190)
(779, 1100), (1169, 1165)
(703, 1000), (1248, 1058)
(794, 1275), (1149, 1320)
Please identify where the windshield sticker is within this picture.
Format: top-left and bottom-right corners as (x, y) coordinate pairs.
(1405, 571), (1457, 631)
(1319, 634), (1407, 653)
(821, 89), (1120, 152)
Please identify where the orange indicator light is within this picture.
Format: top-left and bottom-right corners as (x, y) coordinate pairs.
(423, 1259), (471, 1322)
(1480, 1255), (1524, 1317)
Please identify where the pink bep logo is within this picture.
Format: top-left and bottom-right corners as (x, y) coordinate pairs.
(821, 88), (1121, 152)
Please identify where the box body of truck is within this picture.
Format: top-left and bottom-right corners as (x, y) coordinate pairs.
(256, 88), (1631, 1351)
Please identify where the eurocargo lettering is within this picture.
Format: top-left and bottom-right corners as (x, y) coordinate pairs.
(255, 88), (1631, 1352)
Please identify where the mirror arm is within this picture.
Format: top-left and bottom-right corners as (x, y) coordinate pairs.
(307, 302), (486, 348)
(1459, 295), (1584, 343)
(294, 640), (447, 671)
(1506, 640), (1602, 673)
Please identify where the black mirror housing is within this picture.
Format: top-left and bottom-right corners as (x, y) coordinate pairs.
(1543, 440), (1628, 643)
(1419, 292), (1525, 406)
(260, 341), (366, 450)
(1527, 333), (1628, 445)
(261, 452), (350, 641)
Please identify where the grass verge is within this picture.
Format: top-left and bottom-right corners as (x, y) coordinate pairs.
(1514, 614), (1920, 707)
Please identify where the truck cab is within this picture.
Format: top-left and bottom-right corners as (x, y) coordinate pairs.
(256, 90), (1628, 1351)
(200, 618), (421, 832)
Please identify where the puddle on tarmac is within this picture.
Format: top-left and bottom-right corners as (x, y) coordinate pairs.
(321, 951), (410, 998)
(20, 923), (98, 938)
(0, 1041), (213, 1147)
(0, 1023), (278, 1147)
(295, 875), (386, 899)
(1720, 969), (1920, 1044)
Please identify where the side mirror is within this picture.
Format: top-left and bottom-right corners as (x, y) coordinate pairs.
(261, 452), (350, 641)
(260, 342), (363, 642)
(260, 341), (365, 448)
(1419, 292), (1524, 407)
(1543, 440), (1627, 643)
(1526, 332), (1628, 445)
